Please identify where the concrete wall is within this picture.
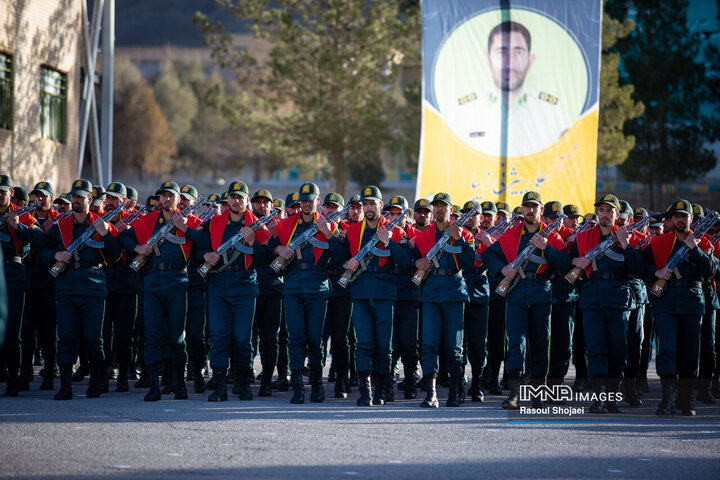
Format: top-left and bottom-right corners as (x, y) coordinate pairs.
(0, 0), (80, 194)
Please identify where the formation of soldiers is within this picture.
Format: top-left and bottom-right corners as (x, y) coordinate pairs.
(1, 174), (719, 417)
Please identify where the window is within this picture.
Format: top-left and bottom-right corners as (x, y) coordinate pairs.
(0, 53), (11, 130)
(40, 66), (67, 142)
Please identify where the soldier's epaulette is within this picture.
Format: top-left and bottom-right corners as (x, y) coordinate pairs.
(538, 92), (559, 105)
(457, 92), (477, 106)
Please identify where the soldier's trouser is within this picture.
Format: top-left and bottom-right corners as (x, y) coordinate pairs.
(624, 305), (644, 382)
(639, 303), (655, 378)
(699, 304), (716, 379)
(582, 308), (629, 380)
(464, 302), (488, 371)
(254, 293), (282, 371)
(326, 295), (352, 373)
(143, 290), (187, 366)
(505, 302), (550, 377)
(105, 292), (137, 367)
(572, 308), (588, 378)
(2, 289), (25, 371)
(277, 300), (289, 371)
(185, 288), (207, 362)
(655, 311), (701, 379)
(21, 287), (56, 368)
(208, 294), (256, 371)
(284, 294), (327, 372)
(392, 300), (419, 374)
(56, 295), (105, 367)
(421, 301), (464, 377)
(487, 298), (507, 374)
(352, 299), (393, 374)
(134, 289), (146, 367)
(549, 301), (576, 380)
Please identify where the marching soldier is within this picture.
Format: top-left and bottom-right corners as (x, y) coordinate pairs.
(251, 188), (284, 397)
(19, 179), (120, 400)
(182, 181), (271, 402)
(0, 175), (39, 396)
(641, 200), (717, 416)
(463, 200), (496, 402)
(328, 186), (411, 406)
(412, 199), (432, 231)
(412, 192), (475, 407)
(481, 191), (568, 410)
(566, 194), (645, 413)
(118, 181), (202, 401)
(269, 183), (338, 404)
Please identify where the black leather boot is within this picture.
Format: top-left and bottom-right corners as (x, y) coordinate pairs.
(135, 365), (150, 389)
(404, 372), (418, 400)
(258, 368), (273, 397)
(309, 369), (325, 403)
(18, 363), (32, 391)
(54, 364), (73, 400)
(357, 371), (373, 406)
(446, 375), (461, 407)
(622, 378), (642, 407)
(334, 367), (348, 399)
(604, 380), (621, 413)
(3, 367), (19, 397)
(502, 379), (521, 410)
(272, 365), (290, 391)
(39, 365), (54, 391)
(208, 368), (228, 402)
(86, 364), (105, 398)
(420, 375), (439, 408)
(237, 370), (253, 401)
(373, 374), (388, 406)
(193, 360), (207, 394)
(174, 365), (188, 400)
(161, 363), (176, 395)
(696, 378), (715, 404)
(589, 380), (607, 414)
(677, 379), (696, 416)
(385, 375), (395, 402)
(116, 363), (130, 392)
(470, 370), (484, 402)
(290, 370), (305, 404)
(143, 364), (162, 402)
(656, 378), (677, 415)
(71, 363), (89, 383)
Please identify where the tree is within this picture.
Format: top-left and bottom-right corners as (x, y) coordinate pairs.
(114, 59), (177, 179)
(597, 12), (644, 168)
(153, 65), (199, 142)
(609, 0), (719, 207)
(193, 0), (421, 194)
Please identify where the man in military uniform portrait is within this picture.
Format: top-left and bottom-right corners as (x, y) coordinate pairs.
(447, 20), (569, 157)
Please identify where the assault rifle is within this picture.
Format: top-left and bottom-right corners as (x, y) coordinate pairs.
(495, 218), (563, 297)
(337, 208), (408, 288)
(410, 202), (479, 286)
(197, 208), (278, 278)
(48, 202), (127, 278)
(270, 204), (351, 273)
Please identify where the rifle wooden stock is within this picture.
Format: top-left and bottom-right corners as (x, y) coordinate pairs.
(270, 255), (288, 274)
(129, 254), (148, 273)
(411, 268), (428, 286)
(649, 278), (667, 297)
(197, 261), (213, 279)
(564, 266), (584, 285)
(494, 276), (513, 297)
(337, 268), (354, 289)
(49, 261), (67, 278)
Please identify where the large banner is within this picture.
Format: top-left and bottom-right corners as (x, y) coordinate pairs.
(417, 1), (602, 212)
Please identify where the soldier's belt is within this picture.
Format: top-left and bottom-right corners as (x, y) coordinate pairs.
(212, 264), (248, 273)
(325, 269), (343, 277)
(146, 263), (188, 272)
(67, 261), (103, 270)
(588, 272), (628, 281)
(431, 269), (461, 277)
(519, 272), (549, 281)
(289, 262), (317, 271)
(360, 265), (392, 274)
(392, 267), (412, 275)
(668, 279), (702, 289)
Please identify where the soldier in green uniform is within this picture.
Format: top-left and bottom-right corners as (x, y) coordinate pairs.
(328, 186), (411, 406)
(412, 193), (475, 408)
(481, 191), (568, 410)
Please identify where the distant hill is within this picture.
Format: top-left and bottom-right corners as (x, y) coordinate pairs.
(116, 0), (248, 47)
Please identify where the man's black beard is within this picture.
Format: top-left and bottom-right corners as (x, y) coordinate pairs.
(675, 224), (688, 233)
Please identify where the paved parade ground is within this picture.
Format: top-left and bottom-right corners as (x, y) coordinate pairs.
(1, 365), (719, 480)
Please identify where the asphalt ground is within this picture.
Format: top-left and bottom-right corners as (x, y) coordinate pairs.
(1, 363), (719, 480)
